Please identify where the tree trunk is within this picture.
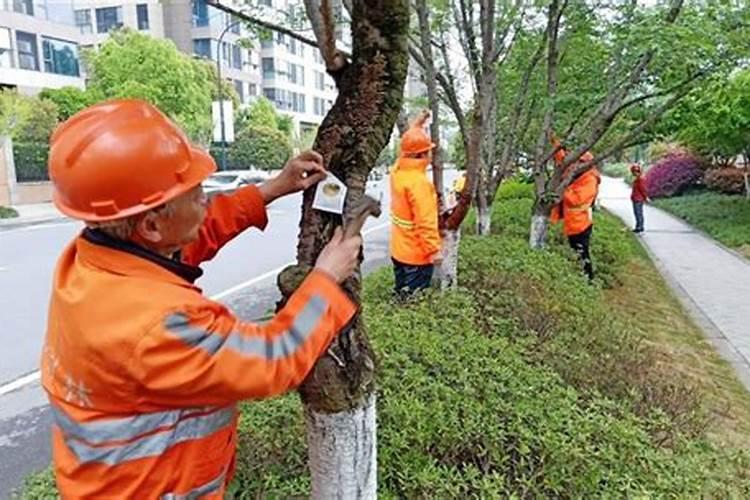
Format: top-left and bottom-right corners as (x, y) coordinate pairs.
(529, 202), (552, 249)
(529, 169), (552, 249)
(305, 393), (377, 498)
(277, 1), (409, 498)
(435, 228), (461, 288)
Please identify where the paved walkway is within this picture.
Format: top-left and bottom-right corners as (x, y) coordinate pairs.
(0, 202), (66, 230)
(599, 176), (750, 391)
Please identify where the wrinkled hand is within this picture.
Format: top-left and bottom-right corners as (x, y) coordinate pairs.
(315, 227), (362, 283)
(259, 150), (327, 203)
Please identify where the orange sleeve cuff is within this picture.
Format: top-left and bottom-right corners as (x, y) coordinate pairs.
(231, 185), (269, 231)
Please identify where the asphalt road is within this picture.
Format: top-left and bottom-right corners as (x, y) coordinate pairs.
(0, 179), (393, 497)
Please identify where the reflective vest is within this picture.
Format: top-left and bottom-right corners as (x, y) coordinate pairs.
(42, 185), (356, 498)
(389, 157), (441, 265)
(551, 167), (601, 236)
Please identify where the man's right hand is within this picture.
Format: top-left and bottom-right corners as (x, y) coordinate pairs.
(315, 227), (362, 283)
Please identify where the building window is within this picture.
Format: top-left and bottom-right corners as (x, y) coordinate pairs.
(16, 31), (38, 71)
(230, 16), (241, 34)
(259, 0), (272, 5)
(248, 83), (257, 96)
(315, 71), (325, 90)
(313, 97), (322, 116)
(193, 38), (211, 59)
(232, 45), (241, 69)
(96, 6), (123, 33)
(276, 32), (284, 44)
(262, 57), (274, 79)
(13, 0), (33, 16)
(0, 28), (12, 69)
(42, 37), (80, 77)
(290, 93), (305, 113)
(74, 9), (92, 34)
(263, 88), (275, 101)
(260, 38), (273, 49)
(234, 80), (244, 103)
(192, 0), (209, 27)
(136, 4), (149, 30)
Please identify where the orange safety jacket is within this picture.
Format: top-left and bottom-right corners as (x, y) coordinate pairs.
(41, 185), (356, 499)
(550, 167), (601, 236)
(389, 157), (441, 265)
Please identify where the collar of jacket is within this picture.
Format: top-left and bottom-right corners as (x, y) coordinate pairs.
(395, 157), (430, 172)
(81, 228), (204, 284)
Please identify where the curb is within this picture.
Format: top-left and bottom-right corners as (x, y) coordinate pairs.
(0, 214), (70, 231)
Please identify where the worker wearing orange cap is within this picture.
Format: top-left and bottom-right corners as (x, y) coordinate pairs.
(41, 99), (362, 498)
(549, 137), (601, 281)
(390, 111), (442, 297)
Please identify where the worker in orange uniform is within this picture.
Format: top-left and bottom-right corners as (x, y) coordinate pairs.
(41, 99), (361, 498)
(390, 111), (442, 297)
(549, 137), (601, 281)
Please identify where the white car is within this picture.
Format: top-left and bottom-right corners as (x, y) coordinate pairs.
(203, 170), (269, 197)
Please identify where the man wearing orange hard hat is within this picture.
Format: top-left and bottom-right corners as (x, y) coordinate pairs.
(549, 135), (601, 282)
(41, 99), (361, 498)
(390, 110), (442, 297)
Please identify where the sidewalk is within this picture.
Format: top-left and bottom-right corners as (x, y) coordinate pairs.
(599, 176), (750, 391)
(0, 202), (67, 230)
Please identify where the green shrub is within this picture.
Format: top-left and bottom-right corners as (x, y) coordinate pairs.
(599, 162), (632, 179)
(226, 125), (292, 171)
(0, 206), (18, 218)
(496, 178), (534, 200)
(13, 142), (49, 182)
(39, 86), (93, 121)
(654, 191), (750, 249)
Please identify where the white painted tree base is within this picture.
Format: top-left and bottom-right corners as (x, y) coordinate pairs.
(436, 229), (461, 289)
(529, 214), (549, 249)
(477, 210), (491, 236)
(305, 394), (377, 500)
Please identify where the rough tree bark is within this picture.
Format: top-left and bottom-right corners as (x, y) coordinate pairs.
(276, 0), (409, 497)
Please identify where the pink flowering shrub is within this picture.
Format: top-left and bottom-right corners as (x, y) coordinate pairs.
(645, 154), (703, 198)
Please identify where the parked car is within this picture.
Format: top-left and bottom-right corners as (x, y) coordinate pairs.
(203, 170), (268, 197)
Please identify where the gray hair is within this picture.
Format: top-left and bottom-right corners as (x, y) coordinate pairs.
(86, 201), (177, 241)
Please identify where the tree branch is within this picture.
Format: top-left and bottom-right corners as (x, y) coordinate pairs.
(454, 0), (481, 86)
(302, 0), (346, 71)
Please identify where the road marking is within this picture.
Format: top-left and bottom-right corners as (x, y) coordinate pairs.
(0, 221), (390, 396)
(0, 371), (41, 397)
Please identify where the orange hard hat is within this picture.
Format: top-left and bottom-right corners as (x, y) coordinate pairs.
(48, 99), (216, 222)
(400, 126), (435, 156)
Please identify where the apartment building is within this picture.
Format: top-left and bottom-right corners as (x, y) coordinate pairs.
(0, 0), (361, 135)
(0, 0), (85, 94)
(198, 0), (340, 134)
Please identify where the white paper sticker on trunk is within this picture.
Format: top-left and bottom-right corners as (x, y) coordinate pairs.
(313, 174), (348, 214)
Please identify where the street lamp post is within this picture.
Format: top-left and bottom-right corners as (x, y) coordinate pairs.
(216, 19), (242, 170)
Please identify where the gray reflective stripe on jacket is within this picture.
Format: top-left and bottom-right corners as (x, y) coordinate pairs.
(52, 405), (234, 466)
(164, 294), (328, 359)
(162, 467), (227, 500)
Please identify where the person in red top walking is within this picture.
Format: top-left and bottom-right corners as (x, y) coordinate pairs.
(630, 164), (649, 233)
